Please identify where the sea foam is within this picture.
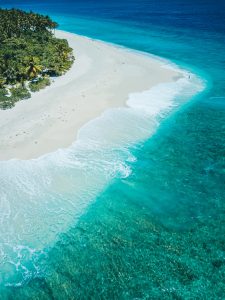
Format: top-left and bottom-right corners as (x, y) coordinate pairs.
(0, 64), (204, 286)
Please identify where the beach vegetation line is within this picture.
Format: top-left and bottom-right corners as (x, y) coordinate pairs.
(0, 8), (74, 109)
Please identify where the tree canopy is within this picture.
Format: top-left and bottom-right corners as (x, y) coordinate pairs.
(0, 8), (74, 109)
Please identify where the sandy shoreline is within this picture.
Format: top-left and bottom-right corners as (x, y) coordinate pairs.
(0, 30), (182, 160)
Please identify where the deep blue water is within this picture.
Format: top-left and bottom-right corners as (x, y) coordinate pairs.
(0, 0), (225, 298)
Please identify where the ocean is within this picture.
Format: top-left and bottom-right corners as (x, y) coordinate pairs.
(0, 0), (225, 298)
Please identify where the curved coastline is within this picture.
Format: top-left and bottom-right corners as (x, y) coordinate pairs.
(0, 29), (192, 161)
(0, 29), (206, 286)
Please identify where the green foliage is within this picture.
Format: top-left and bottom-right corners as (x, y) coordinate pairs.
(0, 88), (10, 109)
(0, 88), (7, 98)
(0, 86), (30, 109)
(0, 8), (74, 109)
(10, 86), (31, 100)
(29, 76), (51, 92)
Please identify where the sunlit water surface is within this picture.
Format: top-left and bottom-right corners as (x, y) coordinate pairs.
(0, 0), (225, 298)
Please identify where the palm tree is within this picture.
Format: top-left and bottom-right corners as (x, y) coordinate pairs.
(0, 8), (73, 108)
(25, 56), (43, 79)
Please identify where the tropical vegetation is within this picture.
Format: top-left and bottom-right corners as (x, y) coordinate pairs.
(0, 8), (74, 109)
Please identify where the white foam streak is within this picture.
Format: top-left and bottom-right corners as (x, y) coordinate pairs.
(0, 64), (204, 285)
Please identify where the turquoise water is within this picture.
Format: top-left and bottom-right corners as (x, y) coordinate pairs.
(1, 1), (225, 298)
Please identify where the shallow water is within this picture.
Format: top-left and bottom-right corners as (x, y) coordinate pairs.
(0, 0), (225, 298)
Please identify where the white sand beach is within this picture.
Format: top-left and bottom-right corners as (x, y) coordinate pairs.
(0, 30), (182, 160)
